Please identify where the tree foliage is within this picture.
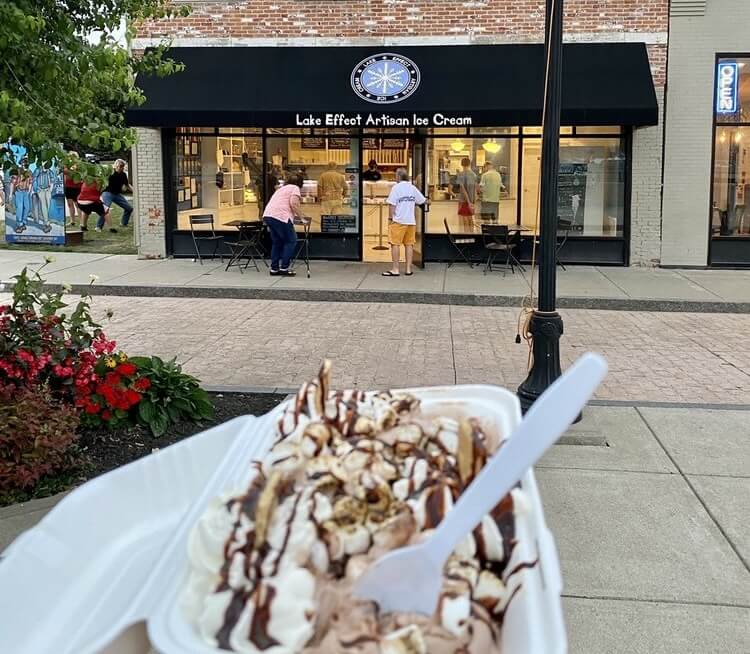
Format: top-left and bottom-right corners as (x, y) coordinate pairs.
(0, 0), (188, 177)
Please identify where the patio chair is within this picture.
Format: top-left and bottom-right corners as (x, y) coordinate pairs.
(188, 214), (223, 265)
(481, 224), (522, 275)
(225, 221), (266, 273)
(444, 218), (476, 268)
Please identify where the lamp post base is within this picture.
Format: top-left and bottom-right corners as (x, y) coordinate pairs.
(517, 310), (580, 421)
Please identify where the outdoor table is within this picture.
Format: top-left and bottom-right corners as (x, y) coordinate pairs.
(224, 219), (264, 272)
(364, 200), (389, 251)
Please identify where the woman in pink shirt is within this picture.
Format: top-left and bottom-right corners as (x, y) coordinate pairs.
(262, 173), (304, 276)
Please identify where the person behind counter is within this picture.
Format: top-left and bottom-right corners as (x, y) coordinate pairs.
(362, 159), (382, 182)
(318, 161), (348, 215)
(382, 167), (427, 278)
(263, 173), (304, 277)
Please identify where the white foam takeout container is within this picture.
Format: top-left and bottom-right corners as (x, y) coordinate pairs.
(0, 385), (566, 654)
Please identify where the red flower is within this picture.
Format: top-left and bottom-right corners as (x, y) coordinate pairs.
(105, 372), (122, 386)
(134, 377), (151, 392)
(117, 362), (137, 376)
(85, 402), (100, 415)
(125, 389), (142, 406)
(101, 410), (112, 421)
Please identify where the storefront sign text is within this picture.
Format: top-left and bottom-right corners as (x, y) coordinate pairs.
(295, 113), (472, 128)
(717, 62), (739, 115)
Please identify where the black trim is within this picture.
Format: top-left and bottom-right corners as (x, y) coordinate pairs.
(623, 126), (633, 266)
(162, 129), (177, 257)
(128, 43), (659, 128)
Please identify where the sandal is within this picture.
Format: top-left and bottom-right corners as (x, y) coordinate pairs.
(382, 271), (400, 277)
(405, 272), (414, 276)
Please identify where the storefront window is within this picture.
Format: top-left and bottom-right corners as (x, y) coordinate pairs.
(522, 126), (574, 135)
(174, 133), (263, 230)
(425, 137), (519, 234)
(470, 127), (519, 135)
(521, 137), (626, 236)
(712, 58), (750, 239)
(716, 58), (750, 124)
(576, 126), (622, 135)
(265, 135), (360, 235)
(712, 127), (750, 236)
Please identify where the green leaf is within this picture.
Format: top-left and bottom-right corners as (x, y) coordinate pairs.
(150, 412), (169, 437)
(138, 399), (157, 424)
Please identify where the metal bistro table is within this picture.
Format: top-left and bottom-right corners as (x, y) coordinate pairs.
(224, 219), (267, 273)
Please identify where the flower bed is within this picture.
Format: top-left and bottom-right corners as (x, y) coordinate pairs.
(0, 263), (221, 502)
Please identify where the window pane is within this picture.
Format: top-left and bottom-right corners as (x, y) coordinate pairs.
(174, 134), (263, 230)
(425, 137), (519, 234)
(522, 126), (573, 135)
(521, 137), (626, 237)
(217, 127), (263, 134)
(265, 136), (360, 235)
(712, 126), (750, 236)
(470, 127), (520, 135)
(266, 128), (312, 134)
(428, 127), (469, 135)
(716, 58), (750, 123)
(576, 126), (622, 135)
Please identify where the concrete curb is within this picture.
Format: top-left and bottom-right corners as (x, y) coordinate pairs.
(32, 282), (750, 313)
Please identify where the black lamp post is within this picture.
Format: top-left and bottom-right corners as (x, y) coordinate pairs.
(517, 0), (566, 413)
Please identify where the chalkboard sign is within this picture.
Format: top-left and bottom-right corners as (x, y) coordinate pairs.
(321, 214), (357, 233)
(382, 138), (406, 149)
(557, 163), (588, 232)
(362, 137), (379, 150)
(301, 137), (326, 149)
(327, 137), (351, 150)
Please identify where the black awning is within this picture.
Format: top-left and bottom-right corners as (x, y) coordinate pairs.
(126, 43), (658, 128)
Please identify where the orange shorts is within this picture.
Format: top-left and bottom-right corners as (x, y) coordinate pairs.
(388, 222), (416, 246)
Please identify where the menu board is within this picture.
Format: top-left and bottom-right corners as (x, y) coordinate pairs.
(327, 137), (351, 150)
(301, 137), (326, 149)
(558, 163), (588, 232)
(381, 138), (406, 149)
(321, 214), (357, 233)
(362, 137), (380, 150)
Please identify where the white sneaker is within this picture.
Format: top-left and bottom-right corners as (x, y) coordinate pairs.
(95, 227), (103, 232)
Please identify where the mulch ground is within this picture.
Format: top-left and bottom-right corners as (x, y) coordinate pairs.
(1, 392), (286, 507)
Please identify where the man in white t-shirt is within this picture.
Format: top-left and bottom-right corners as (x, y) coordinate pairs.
(383, 168), (427, 277)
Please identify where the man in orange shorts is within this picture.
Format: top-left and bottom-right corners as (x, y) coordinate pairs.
(383, 168), (427, 277)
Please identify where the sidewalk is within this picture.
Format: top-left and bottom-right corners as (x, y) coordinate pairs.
(2, 404), (748, 653)
(3, 250), (750, 310)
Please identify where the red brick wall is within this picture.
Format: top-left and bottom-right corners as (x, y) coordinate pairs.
(137, 1), (668, 84)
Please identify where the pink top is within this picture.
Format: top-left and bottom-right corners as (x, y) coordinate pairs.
(263, 184), (300, 223)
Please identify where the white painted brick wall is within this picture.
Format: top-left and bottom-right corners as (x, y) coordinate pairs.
(630, 88), (665, 266)
(132, 128), (166, 259)
(662, 0), (750, 266)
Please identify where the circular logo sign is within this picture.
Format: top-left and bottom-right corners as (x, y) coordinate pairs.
(351, 53), (421, 104)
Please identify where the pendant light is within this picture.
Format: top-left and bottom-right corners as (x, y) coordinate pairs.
(451, 139), (465, 153)
(482, 138), (501, 154)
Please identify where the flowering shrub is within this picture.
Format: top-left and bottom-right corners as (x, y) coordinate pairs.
(0, 383), (80, 491)
(0, 264), (113, 404)
(78, 353), (150, 429)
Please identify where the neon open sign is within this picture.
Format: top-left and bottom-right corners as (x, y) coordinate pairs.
(717, 62), (739, 115)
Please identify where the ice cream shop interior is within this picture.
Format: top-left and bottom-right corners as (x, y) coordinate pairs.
(127, 43), (658, 265)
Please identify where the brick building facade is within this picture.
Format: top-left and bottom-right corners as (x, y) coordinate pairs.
(130, 1), (669, 266)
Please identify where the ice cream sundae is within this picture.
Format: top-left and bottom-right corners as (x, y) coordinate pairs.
(183, 361), (536, 653)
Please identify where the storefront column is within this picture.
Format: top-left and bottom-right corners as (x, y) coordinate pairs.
(132, 127), (167, 259)
(630, 88), (665, 266)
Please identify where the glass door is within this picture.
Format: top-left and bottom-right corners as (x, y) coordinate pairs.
(412, 138), (425, 267)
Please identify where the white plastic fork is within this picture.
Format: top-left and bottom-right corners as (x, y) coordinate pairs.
(352, 352), (608, 616)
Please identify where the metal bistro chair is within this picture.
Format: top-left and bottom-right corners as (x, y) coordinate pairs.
(291, 217), (312, 278)
(481, 224), (522, 275)
(188, 214), (223, 265)
(556, 217), (573, 271)
(444, 218), (477, 268)
(225, 221), (267, 273)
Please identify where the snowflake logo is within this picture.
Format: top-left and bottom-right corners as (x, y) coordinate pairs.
(351, 53), (421, 104)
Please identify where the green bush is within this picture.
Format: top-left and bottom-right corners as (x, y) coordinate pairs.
(0, 384), (81, 491)
(128, 356), (214, 437)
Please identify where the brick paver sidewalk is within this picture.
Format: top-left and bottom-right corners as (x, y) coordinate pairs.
(77, 295), (750, 404)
